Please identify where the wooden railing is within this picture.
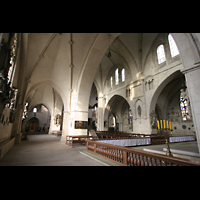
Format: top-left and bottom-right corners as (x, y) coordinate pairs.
(85, 140), (200, 166)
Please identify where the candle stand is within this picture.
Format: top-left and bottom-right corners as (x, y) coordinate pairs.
(164, 128), (173, 157)
(157, 120), (173, 157)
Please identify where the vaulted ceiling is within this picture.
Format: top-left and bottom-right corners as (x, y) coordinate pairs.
(23, 33), (161, 112)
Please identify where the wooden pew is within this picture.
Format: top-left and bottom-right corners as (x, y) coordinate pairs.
(51, 130), (62, 136)
(66, 135), (96, 147)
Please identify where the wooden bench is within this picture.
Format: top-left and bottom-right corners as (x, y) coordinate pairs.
(51, 130), (62, 136)
(66, 135), (96, 147)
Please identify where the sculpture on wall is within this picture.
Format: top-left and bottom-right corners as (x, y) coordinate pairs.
(54, 114), (61, 127)
(109, 114), (115, 127)
(0, 34), (18, 121)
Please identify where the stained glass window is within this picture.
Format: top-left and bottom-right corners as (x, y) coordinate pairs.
(110, 76), (113, 88)
(180, 94), (191, 121)
(129, 108), (132, 124)
(168, 34), (179, 57)
(157, 44), (166, 64)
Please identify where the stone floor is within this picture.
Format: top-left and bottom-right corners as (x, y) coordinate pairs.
(1, 134), (200, 166)
(0, 134), (104, 166)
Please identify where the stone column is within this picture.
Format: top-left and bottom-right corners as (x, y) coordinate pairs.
(12, 104), (24, 144)
(181, 62), (200, 153)
(97, 94), (104, 131)
(61, 111), (70, 142)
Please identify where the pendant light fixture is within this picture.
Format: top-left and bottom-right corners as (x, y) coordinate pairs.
(107, 34), (111, 58)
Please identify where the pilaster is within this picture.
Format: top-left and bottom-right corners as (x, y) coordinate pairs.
(61, 111), (70, 142)
(97, 95), (104, 131)
(181, 62), (200, 153)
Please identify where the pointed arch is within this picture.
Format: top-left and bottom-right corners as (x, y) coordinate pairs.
(76, 33), (121, 112)
(25, 80), (67, 108)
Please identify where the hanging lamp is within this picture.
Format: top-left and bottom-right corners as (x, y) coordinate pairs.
(107, 34), (111, 58)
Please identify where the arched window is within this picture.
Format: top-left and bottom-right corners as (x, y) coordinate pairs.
(110, 76), (113, 88)
(180, 90), (191, 121)
(168, 34), (179, 57)
(129, 108), (132, 124)
(121, 68), (125, 82)
(115, 68), (119, 85)
(157, 44), (166, 64)
(33, 108), (37, 113)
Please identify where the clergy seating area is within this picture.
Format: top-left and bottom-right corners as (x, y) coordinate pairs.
(85, 139), (200, 166)
(95, 131), (195, 145)
(96, 131), (154, 140)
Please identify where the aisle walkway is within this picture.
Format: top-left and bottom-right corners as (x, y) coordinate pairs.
(0, 134), (104, 166)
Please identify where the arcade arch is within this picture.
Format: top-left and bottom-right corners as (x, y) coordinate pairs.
(149, 70), (194, 135)
(22, 104), (51, 133)
(104, 95), (132, 132)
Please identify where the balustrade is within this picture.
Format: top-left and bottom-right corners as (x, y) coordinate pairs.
(86, 140), (200, 166)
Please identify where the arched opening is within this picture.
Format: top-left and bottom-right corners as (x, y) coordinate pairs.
(22, 104), (51, 134)
(104, 95), (132, 132)
(26, 117), (39, 132)
(24, 82), (64, 138)
(88, 83), (98, 133)
(149, 70), (195, 135)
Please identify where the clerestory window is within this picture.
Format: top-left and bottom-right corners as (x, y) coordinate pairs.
(157, 44), (166, 64)
(168, 34), (179, 58)
(121, 68), (125, 82)
(115, 68), (119, 85)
